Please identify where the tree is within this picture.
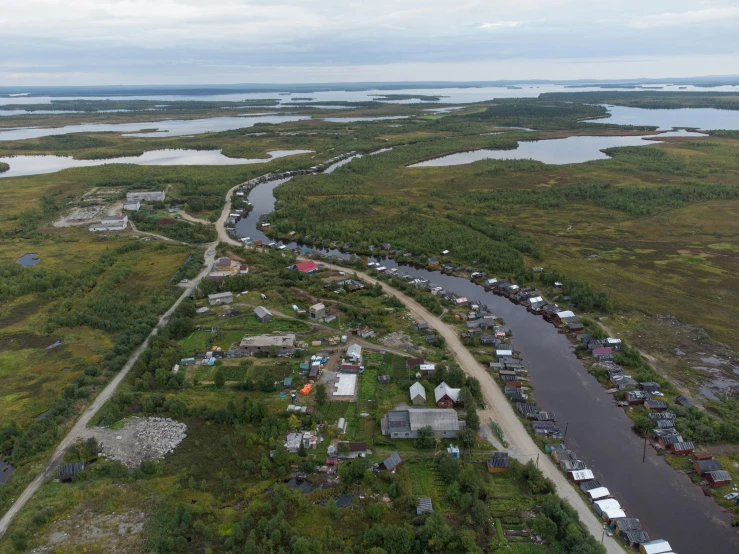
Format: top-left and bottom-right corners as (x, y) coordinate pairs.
(415, 426), (436, 449)
(465, 406), (480, 431)
(314, 383), (327, 406)
(298, 440), (307, 458)
(214, 369), (225, 388)
(288, 414), (300, 430)
(458, 428), (475, 454)
(438, 454), (460, 482)
(327, 498), (340, 518)
(531, 513), (558, 542)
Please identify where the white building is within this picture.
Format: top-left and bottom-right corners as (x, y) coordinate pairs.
(123, 200), (140, 211)
(126, 191), (165, 202)
(207, 292), (233, 306)
(346, 344), (362, 364)
(88, 215), (128, 232)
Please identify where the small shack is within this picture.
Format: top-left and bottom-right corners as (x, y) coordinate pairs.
(309, 303), (326, 321)
(380, 451), (403, 471)
(254, 306), (273, 323)
(208, 292), (233, 306)
(639, 539), (673, 554)
(487, 452), (510, 473)
(706, 470), (732, 488)
(57, 462), (85, 482)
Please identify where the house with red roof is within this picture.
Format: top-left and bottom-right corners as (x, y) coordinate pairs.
(291, 260), (318, 274)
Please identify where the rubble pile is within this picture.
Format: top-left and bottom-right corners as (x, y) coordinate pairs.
(89, 417), (187, 468)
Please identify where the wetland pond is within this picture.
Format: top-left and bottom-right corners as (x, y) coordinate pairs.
(0, 149), (314, 178)
(17, 253), (40, 266)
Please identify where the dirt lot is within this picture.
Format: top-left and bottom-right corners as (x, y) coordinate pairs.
(30, 507), (147, 554)
(82, 417), (187, 468)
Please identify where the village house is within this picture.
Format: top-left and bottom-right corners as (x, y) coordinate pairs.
(410, 382), (427, 406)
(309, 303), (326, 321)
(381, 408), (464, 439)
(123, 200), (140, 211)
(291, 260), (318, 274)
(592, 347), (614, 361)
(215, 257), (233, 272)
(208, 292), (233, 306)
(626, 390), (649, 405)
(239, 334), (296, 355)
(254, 306), (273, 323)
(406, 358), (424, 371)
(554, 310), (579, 326)
(346, 344), (362, 364)
(434, 382), (461, 408)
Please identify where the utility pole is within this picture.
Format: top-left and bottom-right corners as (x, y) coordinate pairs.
(564, 421), (569, 439)
(536, 453), (539, 469)
(601, 530), (605, 544)
(643, 435), (647, 463)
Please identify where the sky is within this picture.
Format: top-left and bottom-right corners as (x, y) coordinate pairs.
(1, 0), (739, 85)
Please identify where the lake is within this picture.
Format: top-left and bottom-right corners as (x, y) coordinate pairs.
(408, 130), (702, 167)
(0, 114), (310, 141)
(234, 169), (739, 554)
(597, 105), (739, 130)
(0, 149), (313, 178)
(17, 253), (40, 266)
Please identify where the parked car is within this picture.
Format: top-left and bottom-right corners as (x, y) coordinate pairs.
(179, 279), (189, 284)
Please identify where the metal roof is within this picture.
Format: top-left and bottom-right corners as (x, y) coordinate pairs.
(640, 540), (673, 554)
(434, 382), (460, 403)
(382, 451), (403, 471)
(407, 408), (461, 432)
(410, 382), (426, 401)
(417, 497), (433, 515)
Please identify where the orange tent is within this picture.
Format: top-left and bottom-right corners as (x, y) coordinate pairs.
(299, 384), (313, 395)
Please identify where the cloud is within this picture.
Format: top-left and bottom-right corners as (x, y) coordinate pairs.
(0, 1), (738, 84)
(628, 7), (739, 29)
(478, 21), (520, 29)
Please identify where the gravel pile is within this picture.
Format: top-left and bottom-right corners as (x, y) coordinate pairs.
(85, 417), (187, 468)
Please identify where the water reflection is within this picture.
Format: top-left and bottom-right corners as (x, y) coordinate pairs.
(17, 253), (40, 266)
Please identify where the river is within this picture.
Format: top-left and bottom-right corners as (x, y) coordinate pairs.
(234, 160), (739, 554)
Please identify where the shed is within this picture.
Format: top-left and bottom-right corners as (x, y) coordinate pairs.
(381, 451), (403, 471)
(283, 377), (293, 388)
(417, 497), (433, 515)
(378, 375), (391, 384)
(622, 530), (650, 547)
(254, 306), (273, 323)
(309, 303), (326, 321)
(593, 498), (621, 517)
(208, 292), (233, 306)
(57, 462), (85, 482)
(669, 441), (694, 455)
(586, 487), (610, 501)
(487, 452), (510, 473)
(410, 382), (427, 405)
(706, 470), (732, 488)
(645, 399), (667, 412)
(569, 469), (594, 482)
(579, 480), (602, 493)
(694, 459), (723, 474)
(614, 517), (642, 534)
(639, 540), (673, 554)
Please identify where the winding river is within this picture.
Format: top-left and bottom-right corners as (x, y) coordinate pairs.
(234, 155), (739, 554)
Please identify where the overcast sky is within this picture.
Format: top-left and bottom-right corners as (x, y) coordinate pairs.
(2, 0), (739, 85)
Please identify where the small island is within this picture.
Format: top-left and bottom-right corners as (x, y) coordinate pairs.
(0, 162), (9, 173)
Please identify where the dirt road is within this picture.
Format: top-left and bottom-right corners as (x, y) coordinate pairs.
(0, 247), (217, 541)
